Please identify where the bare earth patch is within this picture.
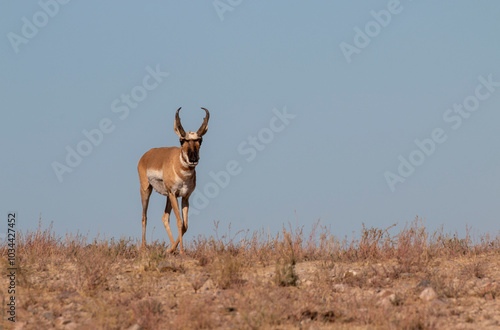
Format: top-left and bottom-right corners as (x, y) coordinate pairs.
(1, 218), (499, 329)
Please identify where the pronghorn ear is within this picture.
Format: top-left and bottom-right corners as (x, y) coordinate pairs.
(174, 107), (186, 138)
(196, 107), (210, 137)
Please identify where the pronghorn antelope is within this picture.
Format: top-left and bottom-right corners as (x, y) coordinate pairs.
(138, 107), (209, 254)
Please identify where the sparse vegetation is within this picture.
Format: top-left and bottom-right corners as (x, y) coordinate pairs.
(1, 217), (499, 329)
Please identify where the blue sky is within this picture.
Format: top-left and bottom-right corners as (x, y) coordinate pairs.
(1, 1), (499, 242)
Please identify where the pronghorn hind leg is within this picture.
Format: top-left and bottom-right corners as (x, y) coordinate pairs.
(161, 196), (175, 247)
(140, 184), (153, 247)
(167, 194), (185, 254)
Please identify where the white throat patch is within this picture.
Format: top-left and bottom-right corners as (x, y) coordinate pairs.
(180, 151), (196, 168)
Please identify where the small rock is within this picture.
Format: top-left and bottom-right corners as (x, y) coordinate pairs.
(200, 279), (215, 291)
(484, 293), (494, 301)
(13, 321), (26, 330)
(431, 299), (447, 306)
(79, 312), (92, 320)
(419, 287), (437, 302)
(63, 303), (75, 311)
(378, 297), (394, 308)
(42, 312), (54, 320)
(477, 278), (492, 287)
(58, 290), (78, 300)
(64, 321), (78, 330)
(377, 289), (396, 307)
(157, 261), (175, 272)
(377, 289), (395, 299)
(417, 279), (432, 288)
(127, 324), (143, 330)
(55, 317), (65, 327)
(332, 284), (348, 292)
(344, 270), (358, 277)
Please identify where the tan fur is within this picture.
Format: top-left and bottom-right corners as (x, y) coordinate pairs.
(138, 108), (209, 254)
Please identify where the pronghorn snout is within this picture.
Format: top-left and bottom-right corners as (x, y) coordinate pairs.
(187, 148), (199, 164)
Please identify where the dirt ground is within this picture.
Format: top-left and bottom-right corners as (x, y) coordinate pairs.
(2, 252), (499, 329)
(1, 222), (499, 329)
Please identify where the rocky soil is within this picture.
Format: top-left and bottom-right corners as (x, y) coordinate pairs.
(2, 251), (499, 329)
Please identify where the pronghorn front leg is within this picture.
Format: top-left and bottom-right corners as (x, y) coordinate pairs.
(169, 197), (189, 254)
(167, 193), (186, 254)
(181, 197), (189, 237)
(161, 197), (175, 247)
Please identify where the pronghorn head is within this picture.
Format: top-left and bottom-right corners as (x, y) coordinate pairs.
(174, 107), (210, 167)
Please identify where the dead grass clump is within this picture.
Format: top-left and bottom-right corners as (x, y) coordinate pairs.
(274, 231), (299, 287)
(73, 244), (115, 295)
(107, 237), (138, 259)
(131, 298), (164, 330)
(462, 261), (486, 279)
(275, 258), (299, 287)
(174, 296), (218, 329)
(190, 239), (213, 267)
(245, 228), (275, 266)
(139, 241), (169, 271)
(395, 218), (429, 273)
(83, 295), (135, 329)
(366, 264), (403, 288)
(210, 252), (244, 289)
(17, 219), (62, 268)
(299, 309), (337, 324)
(391, 306), (438, 329)
(426, 269), (469, 299)
(236, 286), (295, 328)
(438, 234), (470, 257)
(358, 223), (394, 260)
(189, 222), (246, 268)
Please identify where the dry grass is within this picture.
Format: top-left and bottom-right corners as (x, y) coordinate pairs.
(1, 217), (499, 329)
